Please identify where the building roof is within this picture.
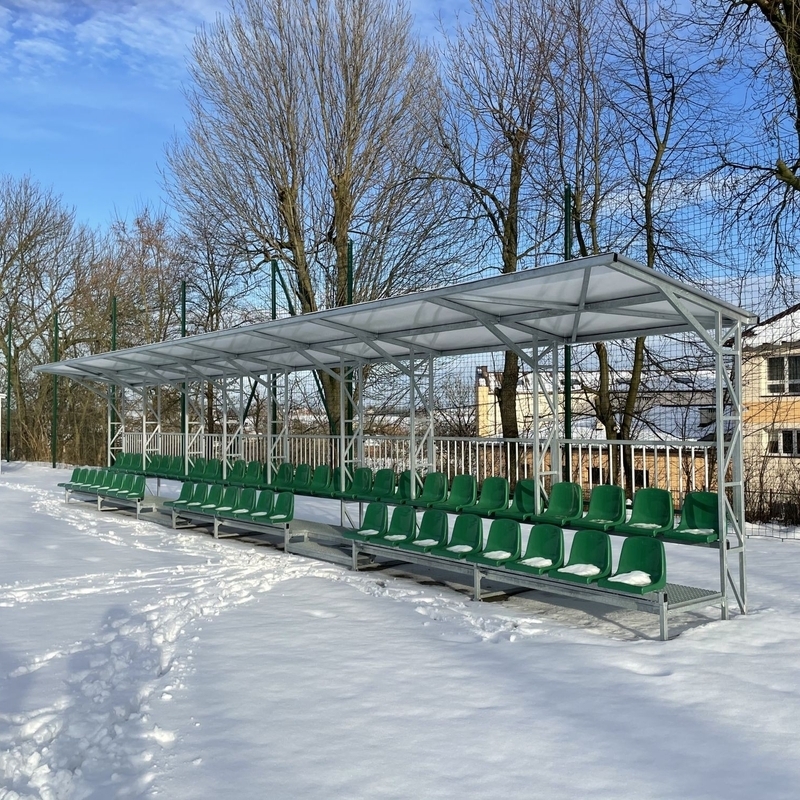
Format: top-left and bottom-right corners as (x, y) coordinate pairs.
(743, 303), (800, 349)
(35, 252), (756, 388)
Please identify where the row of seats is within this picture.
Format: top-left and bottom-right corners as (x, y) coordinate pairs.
(59, 468), (147, 503)
(164, 483), (294, 528)
(81, 458), (721, 545)
(346, 504), (666, 596)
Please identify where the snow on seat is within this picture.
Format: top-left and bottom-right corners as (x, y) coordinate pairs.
(397, 509), (448, 554)
(371, 505), (416, 547)
(342, 501), (388, 541)
(664, 492), (720, 544)
(518, 556), (552, 568)
(607, 570), (651, 586)
(614, 487), (674, 537)
(549, 529), (611, 585)
(430, 514), (482, 560)
(598, 536), (666, 595)
(558, 563), (601, 577)
(467, 518), (520, 567)
(577, 485), (626, 532)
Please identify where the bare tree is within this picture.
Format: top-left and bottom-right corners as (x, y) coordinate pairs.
(166, 0), (464, 432)
(438, 0), (566, 443)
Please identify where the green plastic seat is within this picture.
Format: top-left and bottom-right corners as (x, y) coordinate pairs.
(291, 463), (313, 493)
(549, 529), (612, 584)
(528, 482), (583, 526)
(247, 489), (275, 520)
(457, 476), (509, 516)
(102, 473), (134, 498)
(218, 487), (257, 520)
(164, 482), (195, 509)
(430, 513), (483, 559)
(224, 459), (247, 486)
(491, 478), (538, 520)
(267, 462), (294, 491)
(125, 475), (147, 501)
(317, 466), (351, 498)
(88, 470), (113, 493)
(342, 501), (388, 541)
(407, 472), (448, 508)
(378, 470), (413, 504)
(202, 459), (222, 484)
(373, 505), (417, 547)
(205, 485), (239, 514)
(184, 483), (210, 509)
(665, 491), (720, 544)
(58, 467), (81, 488)
(597, 536), (667, 594)
(506, 524), (564, 575)
(188, 458), (207, 481)
(266, 491), (294, 524)
(397, 509), (449, 553)
(578, 485), (626, 531)
(466, 518), (521, 566)
(430, 474), (476, 512)
(242, 460), (265, 488)
(342, 467), (373, 500)
(308, 464), (332, 495)
(360, 469), (396, 502)
(63, 467), (89, 490)
(198, 483), (224, 511)
(614, 487), (674, 536)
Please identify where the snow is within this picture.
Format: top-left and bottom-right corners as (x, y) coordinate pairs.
(558, 563), (602, 577)
(446, 544), (473, 553)
(483, 550), (512, 560)
(410, 539), (439, 547)
(519, 556), (553, 568)
(4, 463), (800, 798)
(607, 570), (652, 587)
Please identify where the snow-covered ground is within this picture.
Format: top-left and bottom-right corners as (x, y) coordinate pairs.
(2, 463), (800, 799)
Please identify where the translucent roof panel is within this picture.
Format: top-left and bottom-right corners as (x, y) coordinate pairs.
(36, 253), (756, 387)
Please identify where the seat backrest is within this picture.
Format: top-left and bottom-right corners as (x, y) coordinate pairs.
(203, 484), (224, 506)
(512, 479), (539, 514)
(449, 514), (482, 549)
(190, 483), (209, 504)
(372, 468), (395, 497)
(330, 466), (352, 494)
(275, 462), (294, 485)
(629, 487), (674, 526)
(237, 488), (257, 510)
(419, 472), (447, 502)
(359, 502), (388, 534)
(273, 491), (295, 520)
(546, 482), (582, 516)
(565, 529), (612, 570)
(586, 484), (625, 520)
(616, 536), (666, 582)
(448, 474), (477, 507)
(523, 524), (564, 562)
(418, 509), (448, 544)
(175, 482), (193, 502)
(119, 473), (134, 492)
(108, 472), (125, 489)
(293, 463), (312, 488)
(394, 470), (413, 501)
(203, 460), (222, 481)
(350, 467), (373, 494)
(680, 491), (719, 532)
(188, 458), (206, 479)
(485, 518), (521, 557)
(131, 475), (146, 497)
(74, 467), (89, 484)
(220, 485), (239, 507)
(254, 489), (275, 514)
(228, 460), (246, 481)
(387, 505), (416, 537)
(310, 464), (331, 490)
(476, 477), (509, 510)
(244, 461), (262, 482)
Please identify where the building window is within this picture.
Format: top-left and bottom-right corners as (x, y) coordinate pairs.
(767, 356), (800, 394)
(768, 429), (800, 456)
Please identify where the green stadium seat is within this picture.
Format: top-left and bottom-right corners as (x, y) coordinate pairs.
(204, 485), (239, 514)
(457, 476), (509, 516)
(188, 458), (207, 481)
(307, 464), (332, 495)
(247, 489), (275, 521)
(266, 491), (294, 524)
(430, 474), (477, 512)
(466, 518), (521, 567)
(597, 536), (667, 594)
(316, 466), (352, 498)
(506, 524), (564, 575)
(378, 469), (413, 504)
(549, 529), (612, 584)
(342, 467), (373, 500)
(102, 473), (135, 499)
(430, 513), (482, 559)
(665, 491), (720, 543)
(491, 478), (538, 521)
(164, 482), (194, 509)
(58, 467), (81, 488)
(578, 484), (626, 531)
(614, 487), (674, 536)
(218, 487), (258, 521)
(359, 468), (396, 503)
(527, 482), (583, 526)
(242, 460), (265, 488)
(342, 501), (388, 541)
(267, 462), (294, 491)
(290, 463), (313, 493)
(202, 459), (223, 484)
(397, 508), (448, 553)
(224, 459), (247, 486)
(373, 505), (417, 547)
(184, 483), (210, 509)
(406, 472), (448, 508)
(198, 483), (224, 511)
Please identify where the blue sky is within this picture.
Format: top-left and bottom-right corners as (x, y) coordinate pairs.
(0, 1), (454, 229)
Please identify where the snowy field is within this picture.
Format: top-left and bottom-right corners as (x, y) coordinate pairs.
(2, 463), (800, 799)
